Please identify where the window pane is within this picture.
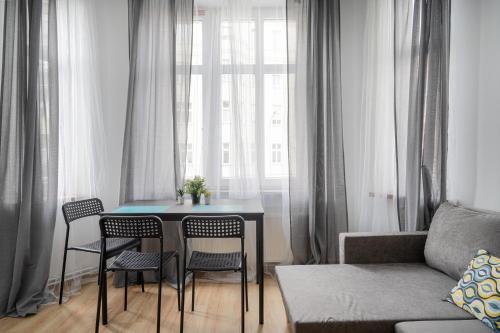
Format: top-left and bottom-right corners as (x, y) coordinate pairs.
(264, 20), (287, 64)
(221, 74), (256, 178)
(192, 21), (203, 66)
(186, 74), (203, 177)
(264, 74), (287, 177)
(222, 143), (230, 164)
(221, 21), (255, 65)
(187, 143), (193, 163)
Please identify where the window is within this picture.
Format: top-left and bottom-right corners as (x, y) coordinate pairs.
(187, 143), (193, 164)
(186, 74), (202, 177)
(264, 20), (287, 64)
(272, 74), (281, 87)
(222, 143), (230, 164)
(272, 144), (281, 163)
(264, 73), (287, 177)
(221, 21), (256, 65)
(186, 12), (287, 182)
(192, 21), (203, 65)
(272, 106), (281, 126)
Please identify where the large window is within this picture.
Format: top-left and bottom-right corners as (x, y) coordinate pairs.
(185, 9), (288, 183)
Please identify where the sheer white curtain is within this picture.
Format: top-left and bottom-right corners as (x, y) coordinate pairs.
(47, 0), (107, 301)
(343, 0), (448, 232)
(394, 0), (414, 230)
(121, 0), (186, 203)
(120, 0), (193, 285)
(343, 0), (400, 232)
(187, 0), (292, 280)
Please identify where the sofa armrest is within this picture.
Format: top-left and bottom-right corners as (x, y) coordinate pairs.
(339, 231), (428, 264)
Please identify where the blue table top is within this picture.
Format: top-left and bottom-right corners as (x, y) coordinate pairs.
(112, 204), (245, 214)
(106, 198), (263, 216)
(112, 206), (170, 214)
(191, 204), (243, 212)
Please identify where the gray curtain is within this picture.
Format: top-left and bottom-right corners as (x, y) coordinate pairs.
(397, 0), (450, 231)
(120, 0), (193, 284)
(287, 0), (348, 264)
(0, 0), (59, 317)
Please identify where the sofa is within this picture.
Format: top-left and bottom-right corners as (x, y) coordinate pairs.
(276, 202), (500, 333)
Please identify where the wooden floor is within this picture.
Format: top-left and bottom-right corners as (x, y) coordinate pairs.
(0, 276), (291, 333)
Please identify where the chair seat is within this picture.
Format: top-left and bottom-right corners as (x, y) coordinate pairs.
(188, 251), (243, 271)
(108, 250), (177, 271)
(69, 238), (141, 256)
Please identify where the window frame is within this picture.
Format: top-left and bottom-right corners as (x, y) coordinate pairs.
(187, 8), (288, 191)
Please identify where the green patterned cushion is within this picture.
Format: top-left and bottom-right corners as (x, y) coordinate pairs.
(447, 249), (500, 332)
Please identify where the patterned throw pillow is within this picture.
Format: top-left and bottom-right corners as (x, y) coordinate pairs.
(447, 249), (499, 332)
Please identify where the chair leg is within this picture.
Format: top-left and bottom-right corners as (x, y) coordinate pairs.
(139, 272), (145, 292)
(124, 272), (128, 311)
(157, 269), (162, 333)
(59, 247), (68, 305)
(97, 259), (102, 286)
(180, 270), (186, 333)
(241, 266), (245, 333)
(191, 272), (195, 312)
(137, 244), (145, 292)
(95, 264), (105, 333)
(175, 254), (180, 311)
(244, 257), (249, 312)
(102, 269), (108, 325)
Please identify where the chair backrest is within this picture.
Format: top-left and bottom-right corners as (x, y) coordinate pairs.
(99, 215), (163, 239)
(62, 198), (104, 224)
(182, 215), (245, 239)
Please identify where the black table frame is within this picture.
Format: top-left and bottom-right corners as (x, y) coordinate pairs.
(100, 201), (265, 325)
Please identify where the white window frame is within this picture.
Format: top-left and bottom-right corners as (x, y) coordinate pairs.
(190, 8), (287, 191)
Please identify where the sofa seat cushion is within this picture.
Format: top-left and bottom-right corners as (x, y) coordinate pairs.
(395, 320), (492, 333)
(276, 263), (473, 333)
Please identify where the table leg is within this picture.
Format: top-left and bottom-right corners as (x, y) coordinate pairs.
(256, 214), (264, 324)
(102, 266), (108, 325)
(256, 229), (261, 285)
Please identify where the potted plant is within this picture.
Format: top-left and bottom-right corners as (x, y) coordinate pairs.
(176, 188), (185, 205)
(203, 190), (212, 205)
(184, 176), (206, 205)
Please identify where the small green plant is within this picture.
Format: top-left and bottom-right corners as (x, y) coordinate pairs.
(184, 176), (207, 204)
(176, 188), (185, 197)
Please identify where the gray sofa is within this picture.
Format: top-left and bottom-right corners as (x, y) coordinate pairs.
(276, 202), (500, 333)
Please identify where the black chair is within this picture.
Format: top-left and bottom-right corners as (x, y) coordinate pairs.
(95, 215), (180, 333)
(59, 198), (143, 304)
(180, 215), (248, 333)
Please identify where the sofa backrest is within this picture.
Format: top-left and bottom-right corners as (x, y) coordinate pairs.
(424, 201), (500, 280)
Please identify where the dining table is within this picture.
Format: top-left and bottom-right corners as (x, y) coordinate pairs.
(102, 198), (266, 325)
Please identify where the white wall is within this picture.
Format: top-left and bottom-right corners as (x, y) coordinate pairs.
(448, 0), (500, 211)
(473, 1), (500, 209)
(448, 0), (480, 206)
